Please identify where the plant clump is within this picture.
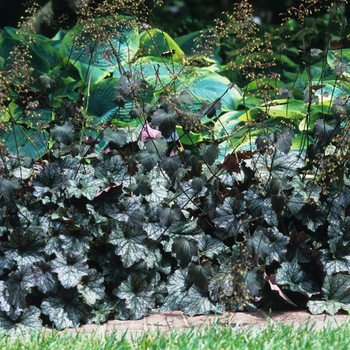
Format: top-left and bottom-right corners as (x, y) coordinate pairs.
(0, 0), (350, 335)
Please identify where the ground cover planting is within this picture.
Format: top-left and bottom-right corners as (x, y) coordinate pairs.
(0, 0), (350, 334)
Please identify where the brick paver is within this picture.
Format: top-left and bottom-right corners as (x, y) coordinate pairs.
(59, 310), (350, 339)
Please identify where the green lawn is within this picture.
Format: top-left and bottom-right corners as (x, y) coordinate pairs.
(2, 320), (350, 350)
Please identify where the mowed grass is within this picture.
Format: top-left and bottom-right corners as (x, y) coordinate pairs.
(2, 320), (350, 350)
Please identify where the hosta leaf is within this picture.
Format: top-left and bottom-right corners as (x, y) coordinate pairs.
(115, 273), (155, 320)
(276, 262), (319, 297)
(213, 197), (249, 238)
(51, 252), (89, 289)
(108, 221), (147, 268)
(307, 274), (350, 315)
(41, 288), (86, 330)
(0, 306), (42, 336)
(88, 79), (119, 120)
(188, 72), (241, 111)
(182, 285), (219, 316)
(7, 265), (32, 309)
(77, 269), (105, 305)
(188, 262), (212, 291)
(251, 226), (289, 264)
(61, 17), (139, 84)
(320, 237), (350, 274)
(172, 237), (198, 268)
(139, 28), (184, 62)
(0, 126), (49, 159)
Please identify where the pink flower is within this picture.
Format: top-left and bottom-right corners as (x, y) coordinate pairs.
(140, 123), (162, 142)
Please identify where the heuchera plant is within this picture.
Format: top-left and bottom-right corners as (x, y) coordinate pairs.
(0, 1), (350, 335)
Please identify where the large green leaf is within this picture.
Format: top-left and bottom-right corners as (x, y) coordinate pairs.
(60, 16), (139, 84)
(174, 30), (222, 64)
(87, 78), (119, 119)
(0, 27), (50, 73)
(188, 72), (241, 111)
(139, 29), (184, 63)
(327, 49), (350, 78)
(0, 125), (49, 159)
